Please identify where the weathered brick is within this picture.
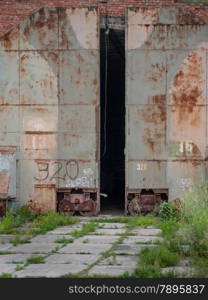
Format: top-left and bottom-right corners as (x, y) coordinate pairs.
(0, 1), (207, 38)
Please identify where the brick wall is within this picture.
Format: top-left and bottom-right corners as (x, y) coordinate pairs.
(0, 0), (208, 37)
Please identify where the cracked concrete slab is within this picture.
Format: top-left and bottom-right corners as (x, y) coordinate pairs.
(58, 243), (112, 254)
(14, 263), (86, 278)
(0, 235), (16, 243)
(48, 226), (83, 235)
(93, 228), (126, 235)
(131, 229), (162, 236)
(88, 265), (134, 277)
(97, 223), (127, 229)
(123, 236), (163, 244)
(99, 255), (138, 267)
(45, 253), (100, 265)
(31, 234), (73, 243)
(161, 266), (196, 277)
(112, 244), (156, 255)
(76, 235), (119, 244)
(8, 243), (58, 254)
(0, 264), (17, 274)
(0, 244), (12, 252)
(0, 253), (33, 264)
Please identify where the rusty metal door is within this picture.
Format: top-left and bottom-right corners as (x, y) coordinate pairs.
(57, 7), (100, 216)
(125, 6), (208, 215)
(0, 7), (100, 215)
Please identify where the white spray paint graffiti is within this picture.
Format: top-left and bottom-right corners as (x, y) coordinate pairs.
(137, 163), (148, 171)
(179, 178), (192, 191)
(65, 168), (94, 188)
(0, 154), (15, 171)
(0, 153), (16, 197)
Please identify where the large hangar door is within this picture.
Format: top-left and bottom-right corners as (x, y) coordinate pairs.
(125, 7), (168, 215)
(57, 7), (100, 216)
(125, 6), (208, 216)
(0, 6), (100, 215)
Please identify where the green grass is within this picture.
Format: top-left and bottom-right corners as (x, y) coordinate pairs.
(91, 217), (129, 223)
(32, 212), (78, 235)
(11, 261), (24, 264)
(0, 273), (13, 278)
(91, 216), (158, 228)
(127, 216), (159, 228)
(0, 206), (36, 234)
(55, 237), (74, 244)
(82, 238), (90, 244)
(0, 251), (12, 255)
(106, 253), (121, 266)
(26, 255), (45, 264)
(91, 216), (158, 229)
(120, 243), (179, 278)
(15, 265), (24, 271)
(72, 222), (97, 238)
(121, 267), (176, 278)
(10, 235), (31, 246)
(139, 245), (179, 268)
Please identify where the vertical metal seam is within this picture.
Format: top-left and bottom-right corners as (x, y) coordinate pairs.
(97, 6), (101, 211)
(165, 48), (168, 191)
(18, 23), (21, 204)
(125, 6), (128, 213)
(206, 48), (208, 178)
(57, 7), (60, 188)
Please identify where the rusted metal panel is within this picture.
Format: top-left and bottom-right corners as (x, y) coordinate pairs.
(0, 27), (19, 51)
(20, 51), (59, 105)
(126, 50), (166, 104)
(28, 184), (56, 214)
(126, 7), (208, 214)
(0, 147), (16, 198)
(166, 25), (208, 50)
(0, 133), (19, 147)
(0, 51), (19, 105)
(167, 161), (205, 199)
(58, 132), (96, 161)
(127, 7), (204, 26)
(17, 6), (99, 214)
(0, 106), (19, 132)
(127, 24), (166, 50)
(127, 7), (158, 25)
(20, 106), (58, 132)
(127, 8), (208, 51)
(59, 50), (99, 105)
(59, 161), (98, 189)
(167, 49), (207, 105)
(0, 172), (10, 199)
(127, 161), (167, 190)
(21, 133), (58, 160)
(19, 8), (58, 50)
(19, 159), (58, 207)
(32, 159), (97, 189)
(167, 105), (206, 160)
(58, 105), (96, 133)
(59, 7), (99, 50)
(127, 105), (166, 160)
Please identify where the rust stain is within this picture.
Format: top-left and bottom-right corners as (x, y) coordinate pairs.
(0, 27), (19, 50)
(151, 94), (166, 104)
(143, 128), (164, 152)
(28, 183), (56, 214)
(148, 63), (165, 83)
(171, 52), (203, 110)
(140, 106), (166, 125)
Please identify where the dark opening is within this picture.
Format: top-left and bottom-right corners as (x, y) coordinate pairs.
(100, 28), (125, 214)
